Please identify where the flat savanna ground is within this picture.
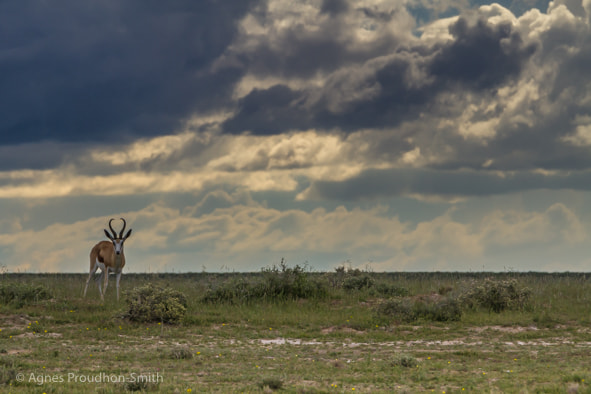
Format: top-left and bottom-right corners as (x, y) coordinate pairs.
(1, 271), (591, 393)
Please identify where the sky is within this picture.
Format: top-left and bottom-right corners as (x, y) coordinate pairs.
(1, 0), (591, 273)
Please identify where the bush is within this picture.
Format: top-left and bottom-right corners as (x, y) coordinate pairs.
(375, 298), (417, 323)
(123, 285), (187, 324)
(0, 357), (18, 385)
(390, 353), (418, 368)
(259, 378), (283, 391)
(417, 297), (463, 322)
(0, 282), (52, 308)
(259, 261), (325, 299)
(343, 275), (374, 291)
(201, 277), (254, 304)
(375, 295), (462, 324)
(123, 379), (159, 392)
(460, 278), (531, 313)
(0, 366), (16, 386)
(202, 261), (328, 303)
(329, 265), (375, 291)
(371, 283), (409, 297)
(168, 347), (193, 360)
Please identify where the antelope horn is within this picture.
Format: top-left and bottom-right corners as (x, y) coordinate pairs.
(108, 218), (118, 239)
(119, 218), (127, 239)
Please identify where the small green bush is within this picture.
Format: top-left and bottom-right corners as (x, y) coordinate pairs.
(390, 353), (418, 368)
(0, 282), (52, 308)
(375, 298), (417, 323)
(123, 379), (159, 392)
(329, 265), (376, 291)
(202, 261), (328, 303)
(375, 296), (462, 324)
(168, 347), (193, 360)
(417, 297), (463, 322)
(460, 278), (531, 313)
(0, 366), (16, 386)
(259, 377), (283, 390)
(123, 285), (187, 324)
(0, 357), (17, 385)
(343, 275), (374, 291)
(371, 283), (409, 297)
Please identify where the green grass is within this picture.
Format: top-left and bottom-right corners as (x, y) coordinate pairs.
(1, 271), (591, 392)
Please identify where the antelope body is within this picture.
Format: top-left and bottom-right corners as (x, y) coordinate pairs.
(84, 218), (132, 301)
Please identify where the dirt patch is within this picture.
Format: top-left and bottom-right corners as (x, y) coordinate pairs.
(253, 337), (591, 349)
(0, 314), (33, 329)
(259, 338), (324, 346)
(321, 326), (364, 335)
(411, 292), (445, 303)
(469, 325), (539, 333)
(14, 332), (62, 338)
(6, 349), (32, 355)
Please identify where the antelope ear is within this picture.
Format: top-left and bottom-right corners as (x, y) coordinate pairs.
(123, 229), (132, 239)
(104, 229), (114, 240)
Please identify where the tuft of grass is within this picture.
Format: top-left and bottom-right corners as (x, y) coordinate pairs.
(375, 297), (417, 324)
(0, 357), (18, 385)
(375, 296), (462, 324)
(390, 353), (418, 368)
(562, 373), (587, 383)
(168, 347), (193, 360)
(0, 282), (52, 308)
(123, 379), (160, 392)
(371, 283), (409, 297)
(343, 275), (374, 291)
(259, 377), (284, 391)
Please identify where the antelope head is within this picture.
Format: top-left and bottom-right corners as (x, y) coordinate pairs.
(104, 217), (132, 256)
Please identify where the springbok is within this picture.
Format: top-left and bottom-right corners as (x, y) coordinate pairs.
(84, 218), (132, 301)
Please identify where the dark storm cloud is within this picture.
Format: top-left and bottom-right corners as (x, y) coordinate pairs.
(320, 0), (350, 16)
(222, 85), (312, 134)
(219, 3), (405, 80)
(223, 15), (536, 134)
(429, 17), (537, 89)
(0, 0), (259, 145)
(0, 142), (82, 170)
(305, 168), (591, 201)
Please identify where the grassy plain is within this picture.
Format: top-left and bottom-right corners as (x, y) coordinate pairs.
(1, 271), (591, 393)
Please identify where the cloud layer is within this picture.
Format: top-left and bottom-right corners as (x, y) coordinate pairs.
(2, 0), (591, 272)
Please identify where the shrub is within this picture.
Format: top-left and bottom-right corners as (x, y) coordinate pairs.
(390, 353), (418, 368)
(329, 265), (375, 291)
(168, 347), (193, 360)
(123, 285), (187, 324)
(259, 377), (283, 390)
(371, 283), (409, 297)
(460, 278), (531, 313)
(375, 298), (417, 323)
(0, 282), (52, 308)
(0, 366), (16, 386)
(375, 296), (462, 324)
(201, 278), (255, 304)
(418, 297), (463, 322)
(202, 261), (328, 303)
(0, 357), (17, 385)
(343, 275), (374, 291)
(259, 261), (325, 299)
(123, 378), (159, 392)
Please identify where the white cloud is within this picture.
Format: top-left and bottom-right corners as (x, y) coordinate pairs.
(91, 132), (196, 166)
(1, 191), (586, 273)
